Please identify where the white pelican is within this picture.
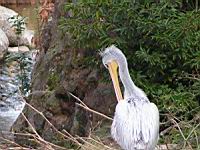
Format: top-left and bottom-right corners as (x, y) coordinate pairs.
(101, 45), (159, 150)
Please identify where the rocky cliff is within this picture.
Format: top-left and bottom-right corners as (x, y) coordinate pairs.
(0, 28), (9, 60)
(13, 0), (117, 147)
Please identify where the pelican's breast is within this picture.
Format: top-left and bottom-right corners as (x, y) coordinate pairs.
(111, 99), (159, 150)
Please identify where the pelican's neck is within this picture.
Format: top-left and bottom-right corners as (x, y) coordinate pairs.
(118, 59), (147, 99)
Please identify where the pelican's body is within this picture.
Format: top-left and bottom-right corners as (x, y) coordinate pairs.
(101, 45), (159, 150)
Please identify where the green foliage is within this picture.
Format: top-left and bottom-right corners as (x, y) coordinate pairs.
(59, 0), (200, 148)
(8, 15), (26, 36)
(47, 70), (59, 91)
(6, 52), (33, 95)
(7, 15), (31, 95)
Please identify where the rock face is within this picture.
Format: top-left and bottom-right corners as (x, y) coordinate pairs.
(0, 5), (17, 18)
(0, 6), (33, 46)
(0, 28), (9, 60)
(0, 5), (18, 46)
(8, 46), (29, 53)
(13, 0), (117, 147)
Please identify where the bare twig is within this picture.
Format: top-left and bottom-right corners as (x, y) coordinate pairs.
(0, 137), (27, 149)
(21, 98), (82, 147)
(18, 93), (93, 149)
(186, 122), (200, 141)
(21, 112), (65, 150)
(160, 125), (174, 136)
(69, 92), (113, 121)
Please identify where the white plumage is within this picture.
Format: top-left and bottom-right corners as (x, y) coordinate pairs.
(101, 45), (159, 150)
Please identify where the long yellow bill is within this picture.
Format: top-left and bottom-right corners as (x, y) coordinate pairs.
(108, 60), (123, 101)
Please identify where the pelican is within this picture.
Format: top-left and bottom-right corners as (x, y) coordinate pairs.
(101, 45), (159, 150)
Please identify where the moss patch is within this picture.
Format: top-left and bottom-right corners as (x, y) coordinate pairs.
(47, 71), (59, 91)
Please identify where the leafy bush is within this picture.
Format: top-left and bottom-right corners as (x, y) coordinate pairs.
(6, 52), (33, 95)
(59, 0), (200, 148)
(8, 15), (26, 36)
(7, 15), (32, 95)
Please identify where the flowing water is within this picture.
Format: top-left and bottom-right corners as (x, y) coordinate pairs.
(0, 52), (35, 140)
(0, 4), (37, 138)
(0, 61), (25, 133)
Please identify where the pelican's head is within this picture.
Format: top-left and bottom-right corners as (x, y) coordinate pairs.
(100, 45), (126, 69)
(100, 45), (126, 101)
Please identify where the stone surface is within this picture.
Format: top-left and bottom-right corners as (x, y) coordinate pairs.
(0, 6), (34, 46)
(0, 5), (17, 18)
(0, 5), (18, 46)
(0, 28), (9, 60)
(8, 46), (30, 53)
